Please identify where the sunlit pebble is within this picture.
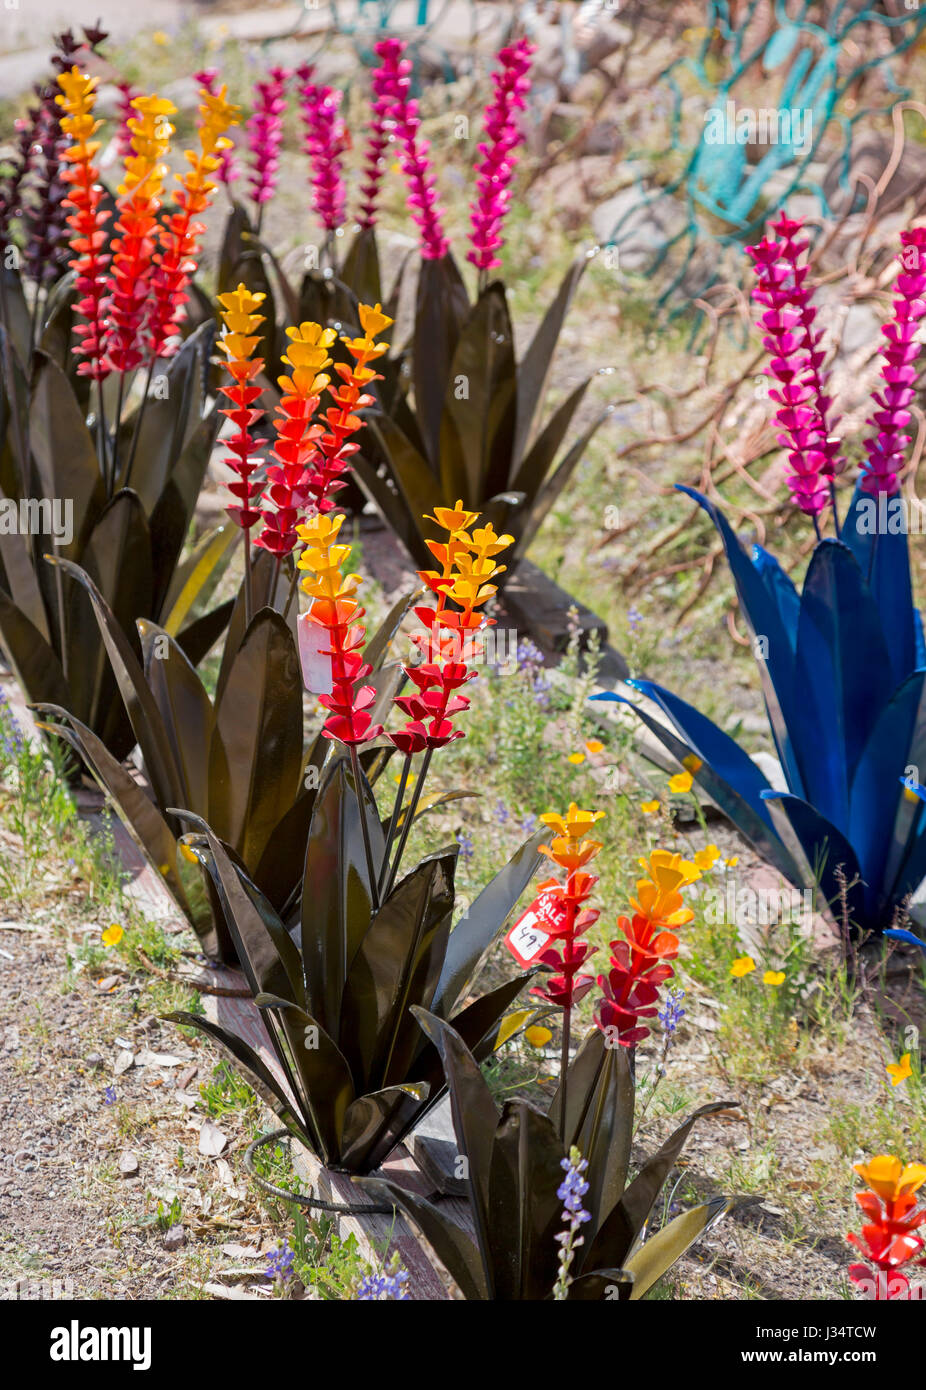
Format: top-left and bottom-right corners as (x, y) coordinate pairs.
(597, 366), (616, 376)
(585, 245), (601, 261)
(335, 227), (345, 239)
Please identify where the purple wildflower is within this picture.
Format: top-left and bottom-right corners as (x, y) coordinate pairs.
(266, 1239), (295, 1283)
(103, 1085), (116, 1105)
(456, 830), (474, 862)
(553, 1149), (591, 1299)
(658, 986), (686, 1045)
(355, 1268), (409, 1300)
(494, 799), (510, 825)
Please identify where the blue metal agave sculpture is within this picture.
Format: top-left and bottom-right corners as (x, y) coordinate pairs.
(596, 482), (926, 938)
(595, 214), (926, 940)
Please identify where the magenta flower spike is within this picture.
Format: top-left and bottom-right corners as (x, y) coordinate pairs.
(747, 220), (831, 520)
(467, 37), (535, 275)
(861, 226), (926, 497)
(371, 38), (449, 260)
(296, 64), (348, 235)
(247, 65), (290, 215)
(194, 68), (241, 187)
(358, 46), (399, 229)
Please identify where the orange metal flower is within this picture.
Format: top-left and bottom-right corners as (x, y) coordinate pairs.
(529, 803), (604, 1015)
(150, 82), (238, 360)
(216, 283), (267, 533)
(301, 303), (394, 516)
(55, 68), (112, 380)
(256, 320), (336, 558)
(107, 93), (176, 374)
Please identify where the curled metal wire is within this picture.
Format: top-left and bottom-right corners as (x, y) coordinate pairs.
(243, 1128), (395, 1216)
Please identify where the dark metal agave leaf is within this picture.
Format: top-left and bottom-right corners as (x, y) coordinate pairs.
(255, 993), (355, 1164)
(339, 1082), (429, 1173)
(300, 754), (384, 1036)
(0, 589), (66, 707)
(47, 557), (183, 810)
(413, 253), (470, 467)
(28, 350), (104, 551)
(339, 850), (456, 1092)
(550, 1027), (634, 1232)
(165, 1010), (302, 1135)
(438, 282), (517, 505)
(487, 1099), (569, 1300)
(355, 1176), (488, 1300)
(430, 827), (548, 1018)
(582, 1100), (736, 1272)
(512, 253), (589, 468)
(213, 609), (303, 867)
(137, 620), (218, 823)
(623, 1198), (735, 1300)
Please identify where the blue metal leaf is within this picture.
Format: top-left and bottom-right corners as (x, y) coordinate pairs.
(792, 541), (893, 830)
(841, 484), (919, 688)
(884, 927), (926, 954)
(676, 486), (804, 794)
(848, 674), (925, 914)
(592, 686), (802, 885)
(750, 543), (800, 652)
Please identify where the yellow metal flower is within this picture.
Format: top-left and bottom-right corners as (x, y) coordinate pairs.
(425, 500), (480, 534)
(853, 1155), (926, 1202)
(631, 849), (700, 926)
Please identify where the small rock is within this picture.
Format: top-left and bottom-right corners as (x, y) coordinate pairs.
(118, 1151), (139, 1177)
(84, 1052), (103, 1068)
(113, 1050), (134, 1076)
(163, 1225), (186, 1251)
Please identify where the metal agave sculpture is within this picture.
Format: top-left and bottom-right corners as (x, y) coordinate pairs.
(360, 1012), (736, 1299)
(597, 217), (926, 940)
(166, 772), (548, 1175)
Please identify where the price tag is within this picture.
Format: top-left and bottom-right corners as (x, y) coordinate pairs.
(504, 889), (569, 967)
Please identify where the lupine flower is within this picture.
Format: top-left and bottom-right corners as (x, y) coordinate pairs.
(372, 39), (449, 259)
(55, 68), (112, 380)
(390, 504), (512, 753)
(467, 37), (534, 274)
(517, 636), (551, 707)
(216, 283), (267, 532)
(194, 68), (241, 186)
(628, 606), (643, 632)
(848, 1155), (926, 1300)
(302, 303), (393, 517)
(106, 92), (176, 374)
(355, 1262), (410, 1300)
(553, 1149), (591, 1300)
(747, 218), (831, 517)
(296, 66), (348, 235)
(103, 1085), (116, 1104)
(357, 47), (397, 229)
(861, 227), (926, 497)
(595, 851), (699, 1047)
(266, 1239), (295, 1285)
(296, 513), (383, 747)
(531, 804), (606, 1014)
(456, 829), (474, 861)
(149, 81), (238, 361)
(658, 985), (686, 1043)
(494, 799), (510, 824)
(256, 320), (337, 558)
(247, 66), (289, 213)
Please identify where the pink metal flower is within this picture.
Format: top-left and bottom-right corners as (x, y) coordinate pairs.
(747, 219), (832, 518)
(467, 37), (534, 273)
(247, 65), (290, 210)
(861, 227), (926, 497)
(296, 64), (348, 234)
(372, 38), (448, 260)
